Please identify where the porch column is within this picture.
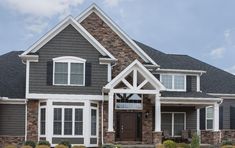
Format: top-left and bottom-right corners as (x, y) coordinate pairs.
(108, 92), (114, 132)
(155, 94), (161, 132)
(213, 103), (219, 131)
(196, 108), (200, 135)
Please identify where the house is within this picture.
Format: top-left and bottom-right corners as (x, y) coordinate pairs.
(1, 4), (235, 147)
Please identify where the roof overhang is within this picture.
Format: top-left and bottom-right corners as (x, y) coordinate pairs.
(208, 93), (235, 99)
(19, 55), (39, 62)
(76, 4), (159, 67)
(0, 97), (26, 104)
(154, 69), (206, 75)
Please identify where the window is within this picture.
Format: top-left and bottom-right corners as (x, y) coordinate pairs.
(53, 107), (83, 136)
(115, 93), (143, 110)
(40, 108), (46, 135)
(75, 109), (83, 135)
(53, 108), (62, 135)
(160, 74), (186, 91)
(53, 56), (86, 86)
(64, 108), (72, 135)
(161, 112), (186, 137)
(91, 109), (97, 136)
(206, 106), (214, 130)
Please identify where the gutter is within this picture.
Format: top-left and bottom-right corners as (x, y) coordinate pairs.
(0, 97), (26, 104)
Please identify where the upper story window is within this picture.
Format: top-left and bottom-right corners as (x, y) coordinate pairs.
(53, 56), (86, 86)
(160, 74), (186, 91)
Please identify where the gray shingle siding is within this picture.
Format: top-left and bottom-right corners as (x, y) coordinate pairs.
(161, 106), (197, 130)
(29, 25), (107, 95)
(0, 104), (25, 136)
(220, 99), (235, 129)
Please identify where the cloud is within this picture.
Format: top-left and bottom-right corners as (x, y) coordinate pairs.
(104, 0), (121, 7)
(0, 0), (84, 39)
(210, 47), (225, 59)
(226, 65), (235, 75)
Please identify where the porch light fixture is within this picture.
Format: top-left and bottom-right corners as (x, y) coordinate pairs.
(145, 111), (149, 118)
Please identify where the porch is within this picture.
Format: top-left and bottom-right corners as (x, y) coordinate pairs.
(102, 60), (222, 145)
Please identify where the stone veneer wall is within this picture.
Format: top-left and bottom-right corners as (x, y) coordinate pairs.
(201, 130), (221, 145)
(221, 130), (235, 142)
(0, 136), (25, 147)
(142, 97), (153, 144)
(80, 12), (144, 77)
(27, 100), (39, 141)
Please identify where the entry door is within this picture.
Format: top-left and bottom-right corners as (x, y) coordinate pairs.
(116, 112), (142, 141)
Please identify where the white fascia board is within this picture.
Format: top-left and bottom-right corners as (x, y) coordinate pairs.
(99, 57), (118, 64)
(154, 69), (206, 74)
(76, 4), (159, 66)
(19, 55), (39, 62)
(20, 16), (116, 61)
(208, 93), (235, 98)
(26, 93), (103, 100)
(160, 97), (222, 102)
(0, 97), (26, 104)
(104, 59), (165, 90)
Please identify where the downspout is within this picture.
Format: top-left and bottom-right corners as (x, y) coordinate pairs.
(101, 91), (104, 145)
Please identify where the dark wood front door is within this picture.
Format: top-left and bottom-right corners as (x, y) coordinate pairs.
(116, 112), (142, 141)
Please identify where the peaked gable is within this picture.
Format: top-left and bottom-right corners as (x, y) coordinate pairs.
(104, 60), (165, 92)
(20, 16), (116, 61)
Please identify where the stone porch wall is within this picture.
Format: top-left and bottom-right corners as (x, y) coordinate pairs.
(0, 136), (25, 147)
(27, 100), (39, 141)
(221, 130), (235, 142)
(201, 130), (221, 145)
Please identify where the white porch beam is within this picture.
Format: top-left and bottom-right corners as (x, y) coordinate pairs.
(155, 94), (161, 132)
(112, 89), (158, 94)
(108, 92), (114, 132)
(213, 103), (220, 131)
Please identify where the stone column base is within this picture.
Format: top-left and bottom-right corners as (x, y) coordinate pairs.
(152, 131), (162, 144)
(201, 130), (221, 145)
(104, 131), (115, 143)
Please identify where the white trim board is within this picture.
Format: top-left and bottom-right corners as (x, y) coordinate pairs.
(20, 16), (116, 61)
(26, 93), (103, 100)
(76, 4), (158, 66)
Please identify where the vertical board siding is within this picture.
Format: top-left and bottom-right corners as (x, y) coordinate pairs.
(29, 25), (107, 95)
(0, 104), (25, 136)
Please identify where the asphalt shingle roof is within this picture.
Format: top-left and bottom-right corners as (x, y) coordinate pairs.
(161, 91), (217, 98)
(0, 51), (25, 98)
(135, 40), (235, 94)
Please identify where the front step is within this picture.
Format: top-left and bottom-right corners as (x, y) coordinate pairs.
(119, 145), (155, 148)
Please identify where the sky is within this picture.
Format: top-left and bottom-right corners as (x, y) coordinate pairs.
(0, 0), (235, 75)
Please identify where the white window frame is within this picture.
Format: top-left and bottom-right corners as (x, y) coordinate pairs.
(206, 106), (214, 130)
(161, 112), (186, 137)
(39, 106), (46, 137)
(52, 106), (85, 138)
(90, 102), (99, 146)
(53, 56), (86, 86)
(160, 74), (186, 91)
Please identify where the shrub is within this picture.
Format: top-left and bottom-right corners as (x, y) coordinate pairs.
(191, 134), (199, 148)
(163, 140), (176, 148)
(4, 145), (17, 148)
(59, 141), (71, 148)
(176, 143), (190, 148)
(114, 144), (122, 148)
(35, 145), (50, 148)
(21, 146), (33, 148)
(55, 145), (68, 148)
(102, 143), (115, 148)
(222, 140), (233, 146)
(24, 141), (36, 148)
(37, 141), (50, 147)
(72, 146), (86, 148)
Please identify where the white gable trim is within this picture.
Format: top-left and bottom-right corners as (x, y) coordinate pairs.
(104, 60), (165, 91)
(20, 16), (116, 61)
(76, 4), (159, 66)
